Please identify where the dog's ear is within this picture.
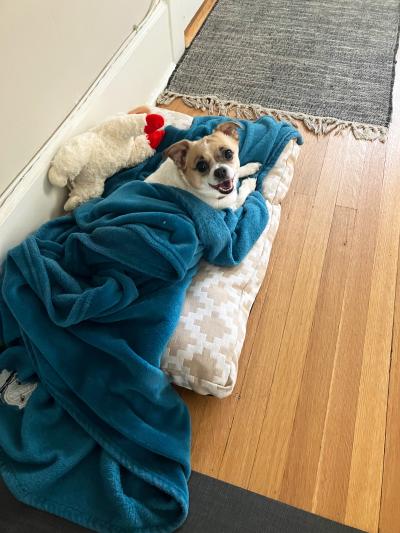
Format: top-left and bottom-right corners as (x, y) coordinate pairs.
(163, 140), (191, 170)
(214, 121), (243, 140)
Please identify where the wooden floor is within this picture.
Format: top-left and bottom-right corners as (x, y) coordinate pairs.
(162, 6), (400, 533)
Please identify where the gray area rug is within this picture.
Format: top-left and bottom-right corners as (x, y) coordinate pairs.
(158, 0), (400, 141)
(1, 473), (365, 532)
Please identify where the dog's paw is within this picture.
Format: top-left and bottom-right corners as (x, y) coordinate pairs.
(48, 166), (68, 187)
(245, 162), (262, 175)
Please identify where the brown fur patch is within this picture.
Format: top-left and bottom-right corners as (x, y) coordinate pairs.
(214, 121), (242, 140)
(164, 140), (191, 170)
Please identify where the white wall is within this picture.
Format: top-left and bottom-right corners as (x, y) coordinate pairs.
(0, 0), (152, 194)
(0, 0), (204, 262)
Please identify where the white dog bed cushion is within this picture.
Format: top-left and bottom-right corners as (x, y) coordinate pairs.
(151, 107), (300, 398)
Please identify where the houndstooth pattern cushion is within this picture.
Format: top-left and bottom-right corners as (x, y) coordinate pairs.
(152, 108), (300, 398)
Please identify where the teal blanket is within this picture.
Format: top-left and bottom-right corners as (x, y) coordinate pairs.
(0, 116), (302, 532)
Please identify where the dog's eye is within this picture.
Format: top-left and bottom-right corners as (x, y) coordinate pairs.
(224, 149), (233, 160)
(196, 160), (209, 173)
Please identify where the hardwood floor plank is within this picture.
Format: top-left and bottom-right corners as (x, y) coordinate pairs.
(378, 73), (400, 533)
(294, 130), (329, 197)
(181, 391), (240, 477)
(379, 241), (400, 533)
(336, 136), (368, 209)
(345, 116), (400, 533)
(312, 141), (386, 528)
(178, 388), (207, 453)
(279, 205), (356, 511)
(247, 134), (346, 498)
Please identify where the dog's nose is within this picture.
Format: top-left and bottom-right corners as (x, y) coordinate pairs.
(214, 167), (227, 181)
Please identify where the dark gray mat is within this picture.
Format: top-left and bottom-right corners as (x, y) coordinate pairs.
(158, 0), (400, 141)
(180, 472), (364, 532)
(1, 472), (365, 532)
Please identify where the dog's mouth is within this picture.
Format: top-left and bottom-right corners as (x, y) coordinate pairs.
(209, 179), (234, 195)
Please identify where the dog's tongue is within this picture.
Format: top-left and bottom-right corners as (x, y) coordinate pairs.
(218, 179), (234, 193)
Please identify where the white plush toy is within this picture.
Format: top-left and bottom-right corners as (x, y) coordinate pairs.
(48, 112), (165, 211)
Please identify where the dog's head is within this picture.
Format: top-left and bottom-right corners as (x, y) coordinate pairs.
(163, 121), (242, 200)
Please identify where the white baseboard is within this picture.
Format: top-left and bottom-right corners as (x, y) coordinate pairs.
(0, 0), (176, 262)
(167, 0), (204, 61)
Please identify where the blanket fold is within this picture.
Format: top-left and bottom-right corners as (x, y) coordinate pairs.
(0, 115), (301, 532)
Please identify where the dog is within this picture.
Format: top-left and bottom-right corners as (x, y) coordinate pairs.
(146, 121), (261, 210)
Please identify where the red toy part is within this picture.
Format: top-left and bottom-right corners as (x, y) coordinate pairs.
(144, 113), (165, 134)
(147, 129), (165, 149)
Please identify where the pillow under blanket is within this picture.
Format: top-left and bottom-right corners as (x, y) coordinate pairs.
(158, 108), (301, 398)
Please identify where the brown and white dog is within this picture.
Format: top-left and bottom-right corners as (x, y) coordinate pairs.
(145, 121), (261, 210)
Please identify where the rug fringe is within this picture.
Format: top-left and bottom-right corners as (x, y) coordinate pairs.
(156, 90), (388, 142)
